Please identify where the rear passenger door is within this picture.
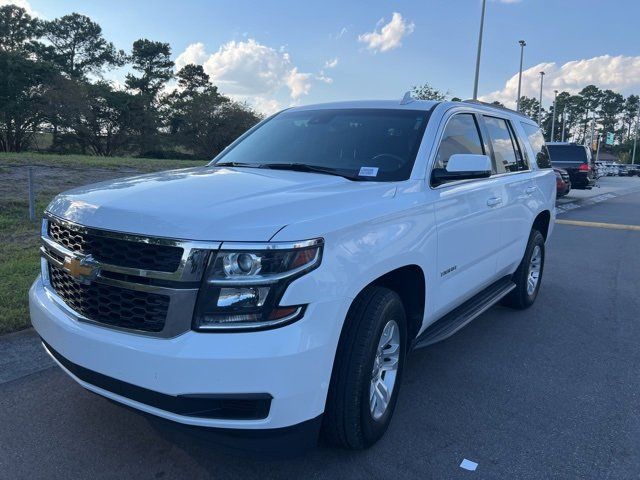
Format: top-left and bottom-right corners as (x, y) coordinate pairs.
(430, 112), (503, 317)
(480, 115), (536, 276)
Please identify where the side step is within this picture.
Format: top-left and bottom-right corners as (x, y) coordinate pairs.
(412, 276), (516, 349)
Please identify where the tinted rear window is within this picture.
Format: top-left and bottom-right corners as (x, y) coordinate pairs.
(547, 145), (589, 164)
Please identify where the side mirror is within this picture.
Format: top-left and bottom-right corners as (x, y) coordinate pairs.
(431, 154), (492, 185)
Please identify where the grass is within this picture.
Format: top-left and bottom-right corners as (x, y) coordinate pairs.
(0, 152), (207, 334)
(0, 151), (205, 172)
(0, 199), (47, 334)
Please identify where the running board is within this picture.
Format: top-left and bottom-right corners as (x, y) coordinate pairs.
(412, 276), (515, 349)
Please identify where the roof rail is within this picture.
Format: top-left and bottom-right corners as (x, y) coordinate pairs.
(462, 99), (531, 119)
(400, 91), (415, 105)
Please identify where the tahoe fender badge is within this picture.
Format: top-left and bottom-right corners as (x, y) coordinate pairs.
(440, 265), (457, 277)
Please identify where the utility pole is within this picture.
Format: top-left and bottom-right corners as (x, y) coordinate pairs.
(632, 106), (640, 165)
(516, 40), (526, 111)
(595, 132), (601, 163)
(472, 0), (487, 100)
(561, 109), (567, 142)
(538, 71), (545, 124)
(550, 90), (558, 141)
(589, 113), (596, 150)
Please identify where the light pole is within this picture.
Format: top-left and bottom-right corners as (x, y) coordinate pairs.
(632, 105), (640, 165)
(516, 40), (526, 111)
(538, 71), (545, 123)
(550, 90), (558, 141)
(472, 0), (487, 100)
(561, 109), (567, 142)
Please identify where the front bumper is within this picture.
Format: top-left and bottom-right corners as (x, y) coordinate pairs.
(30, 277), (349, 431)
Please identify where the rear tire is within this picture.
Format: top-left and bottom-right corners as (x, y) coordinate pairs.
(322, 286), (407, 449)
(502, 229), (545, 310)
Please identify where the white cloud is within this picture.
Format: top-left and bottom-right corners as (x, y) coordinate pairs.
(324, 57), (339, 69)
(249, 97), (283, 116)
(316, 74), (333, 84)
(313, 58), (339, 85)
(174, 39), (320, 115)
(108, 78), (127, 92)
(331, 27), (348, 40)
(0, 0), (41, 17)
(358, 12), (414, 53)
(197, 39), (312, 100)
(174, 42), (208, 71)
(285, 67), (312, 99)
(480, 55), (640, 108)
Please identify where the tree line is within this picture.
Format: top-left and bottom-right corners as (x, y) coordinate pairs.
(0, 5), (262, 159)
(412, 83), (640, 162)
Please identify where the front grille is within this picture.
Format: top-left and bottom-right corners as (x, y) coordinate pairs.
(48, 263), (169, 332)
(48, 219), (183, 273)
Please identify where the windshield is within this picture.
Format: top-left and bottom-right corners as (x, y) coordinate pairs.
(211, 108), (432, 181)
(547, 144), (589, 164)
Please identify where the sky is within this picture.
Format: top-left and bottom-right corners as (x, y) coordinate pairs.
(7, 0), (640, 114)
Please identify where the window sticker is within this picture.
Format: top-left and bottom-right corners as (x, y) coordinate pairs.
(358, 166), (379, 177)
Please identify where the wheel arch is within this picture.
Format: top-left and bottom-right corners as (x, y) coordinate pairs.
(533, 209), (551, 240)
(344, 264), (426, 344)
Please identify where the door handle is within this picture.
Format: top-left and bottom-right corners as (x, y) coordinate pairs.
(525, 186), (537, 195)
(487, 197), (502, 207)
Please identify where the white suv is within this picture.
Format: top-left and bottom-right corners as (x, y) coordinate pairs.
(30, 99), (555, 452)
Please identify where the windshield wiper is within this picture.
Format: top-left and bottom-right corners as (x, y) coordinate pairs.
(260, 163), (365, 181)
(214, 161), (263, 168)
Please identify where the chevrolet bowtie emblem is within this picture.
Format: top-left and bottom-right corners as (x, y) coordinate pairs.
(63, 255), (100, 284)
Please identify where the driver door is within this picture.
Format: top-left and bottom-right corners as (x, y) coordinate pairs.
(429, 112), (503, 318)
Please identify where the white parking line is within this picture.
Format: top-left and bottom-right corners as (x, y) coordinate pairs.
(556, 190), (633, 215)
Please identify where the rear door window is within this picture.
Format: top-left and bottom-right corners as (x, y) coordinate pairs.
(521, 123), (551, 168)
(483, 116), (528, 173)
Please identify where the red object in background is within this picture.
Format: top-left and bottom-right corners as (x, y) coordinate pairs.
(554, 167), (571, 198)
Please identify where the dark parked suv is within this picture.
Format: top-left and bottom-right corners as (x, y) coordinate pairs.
(547, 142), (596, 189)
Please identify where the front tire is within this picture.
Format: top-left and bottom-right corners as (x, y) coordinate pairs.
(502, 229), (545, 310)
(322, 286), (407, 449)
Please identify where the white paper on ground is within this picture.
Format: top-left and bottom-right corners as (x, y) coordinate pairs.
(460, 459), (478, 471)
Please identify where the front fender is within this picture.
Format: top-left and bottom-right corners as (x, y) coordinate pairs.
(275, 190), (438, 323)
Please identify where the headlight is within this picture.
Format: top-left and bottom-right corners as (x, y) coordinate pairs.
(192, 239), (323, 331)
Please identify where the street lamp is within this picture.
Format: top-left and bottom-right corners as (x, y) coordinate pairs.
(472, 0), (487, 100)
(632, 105), (640, 165)
(550, 90), (558, 141)
(538, 71), (545, 123)
(516, 40), (526, 111)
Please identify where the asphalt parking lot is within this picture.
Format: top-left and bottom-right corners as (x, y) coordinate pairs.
(1, 178), (639, 479)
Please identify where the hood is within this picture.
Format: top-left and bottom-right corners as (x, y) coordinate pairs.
(47, 166), (397, 241)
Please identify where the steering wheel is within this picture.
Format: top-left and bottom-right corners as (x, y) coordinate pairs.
(370, 153), (405, 170)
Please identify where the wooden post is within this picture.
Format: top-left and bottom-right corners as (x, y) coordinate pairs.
(28, 167), (35, 221)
